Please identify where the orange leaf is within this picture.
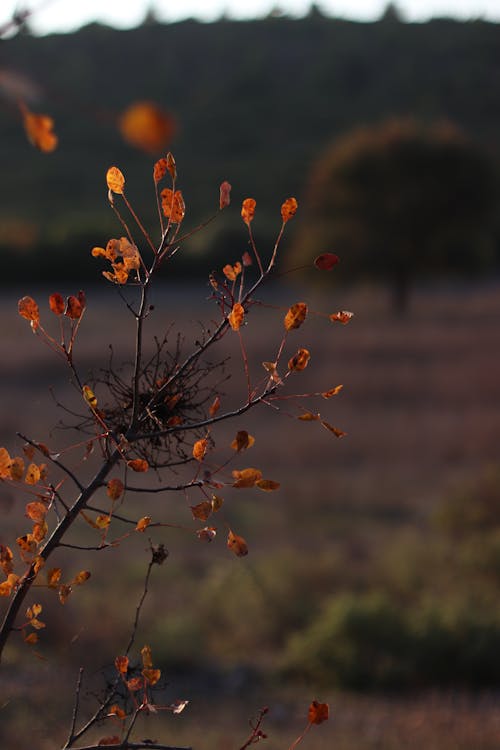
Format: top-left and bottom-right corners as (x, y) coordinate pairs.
(0, 545), (14, 575)
(47, 568), (62, 588)
(135, 516), (152, 532)
(284, 302), (308, 331)
(25, 501), (47, 523)
(228, 303), (244, 332)
(209, 395), (221, 417)
(232, 467), (263, 488)
(161, 188), (185, 223)
(9, 456), (24, 480)
(298, 411), (320, 421)
(108, 705), (126, 720)
(256, 479), (280, 492)
(143, 668), (161, 686)
(241, 198), (256, 225)
(107, 478), (124, 501)
(315, 253), (339, 271)
(65, 295), (83, 319)
(24, 632), (38, 644)
(193, 438), (208, 462)
(115, 655), (129, 675)
(72, 571), (91, 586)
(49, 293), (65, 316)
(231, 431), (255, 452)
(119, 101), (175, 153)
(21, 103), (58, 152)
(0, 448), (12, 479)
(281, 197), (298, 223)
(288, 348), (311, 372)
(219, 180), (232, 209)
(321, 421), (347, 438)
(58, 583), (72, 604)
(106, 166), (125, 194)
(223, 262), (242, 281)
(25, 463), (41, 485)
(330, 310), (354, 325)
(190, 501), (212, 522)
(18, 296), (40, 329)
(32, 521), (47, 543)
(126, 677), (143, 692)
(127, 459), (149, 473)
(17, 534), (36, 554)
(322, 385), (343, 398)
(308, 700), (329, 725)
(95, 515), (110, 529)
(166, 152), (177, 180)
(227, 529), (248, 557)
(0, 573), (19, 597)
(141, 644), (153, 668)
(153, 157), (168, 183)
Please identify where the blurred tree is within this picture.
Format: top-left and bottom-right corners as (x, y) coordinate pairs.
(295, 118), (499, 313)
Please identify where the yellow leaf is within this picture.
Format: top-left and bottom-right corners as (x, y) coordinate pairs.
(82, 385), (98, 410)
(227, 529), (248, 557)
(281, 197), (298, 223)
(288, 348), (311, 372)
(135, 516), (152, 532)
(284, 302), (308, 331)
(95, 515), (110, 529)
(222, 262), (242, 281)
(0, 447), (12, 479)
(106, 166), (125, 194)
(241, 198), (256, 225)
(228, 302), (244, 331)
(193, 438), (208, 462)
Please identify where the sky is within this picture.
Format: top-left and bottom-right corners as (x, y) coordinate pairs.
(2, 0), (500, 35)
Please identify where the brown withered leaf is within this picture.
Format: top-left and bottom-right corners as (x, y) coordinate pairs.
(0, 448), (12, 479)
(161, 188), (185, 223)
(65, 295), (83, 319)
(0, 545), (13, 575)
(47, 568), (62, 588)
(142, 668), (161, 686)
(106, 478), (124, 501)
(49, 293), (65, 316)
(219, 180), (231, 209)
(211, 494), (224, 512)
(298, 411), (321, 421)
(284, 302), (307, 331)
(58, 584), (72, 604)
(190, 501), (212, 522)
(141, 644), (153, 668)
(25, 501), (47, 523)
(288, 348), (311, 372)
(126, 677), (143, 692)
(72, 571), (91, 586)
(314, 253), (339, 271)
(227, 529), (248, 557)
(321, 421), (347, 438)
(330, 310), (354, 325)
(11, 456), (24, 481)
(18, 296), (40, 329)
(196, 526), (216, 542)
(241, 197), (256, 225)
(25, 463), (41, 485)
(281, 197), (298, 223)
(127, 459), (149, 473)
(98, 737), (122, 747)
(231, 431), (255, 452)
(308, 700), (329, 725)
(153, 157), (168, 183)
(322, 385), (343, 398)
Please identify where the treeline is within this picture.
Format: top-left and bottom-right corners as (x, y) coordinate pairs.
(2, 13), (500, 281)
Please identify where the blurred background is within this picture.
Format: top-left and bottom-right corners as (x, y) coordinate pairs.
(2, 2), (500, 748)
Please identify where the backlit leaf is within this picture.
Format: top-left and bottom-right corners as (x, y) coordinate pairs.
(232, 467), (263, 488)
(193, 438), (208, 462)
(227, 529), (248, 557)
(228, 302), (244, 331)
(95, 515), (110, 529)
(107, 478), (124, 501)
(211, 494), (224, 512)
(49, 293), (65, 316)
(241, 198), (256, 225)
(141, 644), (153, 668)
(18, 296), (40, 329)
(330, 310), (354, 325)
(72, 571), (91, 586)
(322, 385), (343, 398)
(314, 253), (340, 271)
(126, 677), (143, 692)
(82, 385), (98, 410)
(135, 516), (152, 532)
(142, 668), (161, 686)
(119, 101), (175, 153)
(161, 188), (185, 223)
(219, 180), (231, 209)
(65, 295), (83, 319)
(21, 103), (58, 152)
(321, 421), (347, 438)
(25, 463), (41, 485)
(108, 705), (126, 720)
(106, 166), (125, 194)
(0, 545), (13, 575)
(115, 655), (129, 674)
(256, 479), (280, 492)
(127, 459), (149, 473)
(17, 534), (36, 554)
(25, 501), (47, 523)
(223, 262), (242, 281)
(284, 302), (307, 331)
(281, 197), (298, 223)
(231, 431), (255, 452)
(288, 348), (311, 372)
(308, 700), (329, 725)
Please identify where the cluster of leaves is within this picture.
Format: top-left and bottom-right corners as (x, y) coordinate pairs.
(0, 151), (343, 749)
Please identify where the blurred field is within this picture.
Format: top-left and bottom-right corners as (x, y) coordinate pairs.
(1, 278), (500, 748)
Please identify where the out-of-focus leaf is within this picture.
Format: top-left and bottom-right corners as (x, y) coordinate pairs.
(21, 102), (57, 152)
(119, 101), (175, 153)
(227, 529), (248, 557)
(308, 700), (329, 725)
(314, 253), (339, 271)
(256, 479), (280, 492)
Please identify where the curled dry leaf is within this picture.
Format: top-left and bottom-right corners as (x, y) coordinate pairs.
(314, 253), (340, 271)
(0, 545), (14, 575)
(108, 705), (126, 720)
(228, 302), (245, 331)
(25, 501), (47, 523)
(154, 157), (169, 183)
(193, 438), (208, 462)
(322, 385), (343, 398)
(18, 296), (40, 329)
(119, 101), (176, 153)
(47, 568), (62, 588)
(308, 700), (329, 725)
(219, 180), (232, 209)
(281, 197), (298, 223)
(241, 197), (256, 225)
(227, 529), (248, 557)
(321, 421), (347, 438)
(142, 668), (161, 686)
(284, 302), (308, 331)
(231, 431), (255, 452)
(106, 166), (125, 195)
(58, 583), (72, 604)
(72, 571), (91, 586)
(141, 644), (153, 668)
(127, 458), (149, 473)
(330, 310), (354, 325)
(211, 494), (224, 512)
(166, 152), (177, 180)
(288, 348), (311, 372)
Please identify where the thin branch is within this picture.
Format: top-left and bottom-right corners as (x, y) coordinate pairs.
(17, 432), (84, 491)
(65, 667), (84, 748)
